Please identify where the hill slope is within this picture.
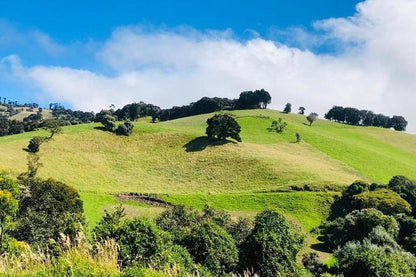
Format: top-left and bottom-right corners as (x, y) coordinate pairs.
(0, 109), (415, 231)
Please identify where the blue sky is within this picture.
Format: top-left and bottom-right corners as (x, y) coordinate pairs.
(0, 0), (361, 42)
(0, 0), (415, 132)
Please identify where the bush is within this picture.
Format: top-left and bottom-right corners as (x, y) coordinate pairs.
(389, 175), (416, 213)
(267, 118), (287, 133)
(101, 114), (117, 132)
(116, 121), (134, 136)
(351, 189), (412, 215)
(319, 208), (399, 250)
(155, 205), (200, 243)
(183, 221), (238, 275)
(14, 177), (85, 245)
(27, 136), (47, 153)
(206, 114), (241, 142)
(117, 218), (171, 267)
(283, 103), (291, 113)
(335, 239), (416, 277)
(241, 209), (303, 276)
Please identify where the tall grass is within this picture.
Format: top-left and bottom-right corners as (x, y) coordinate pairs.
(0, 233), (119, 276)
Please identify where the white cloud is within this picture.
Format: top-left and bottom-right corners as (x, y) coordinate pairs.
(3, 0), (416, 132)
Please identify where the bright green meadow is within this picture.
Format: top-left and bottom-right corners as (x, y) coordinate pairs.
(1, 109), (415, 242)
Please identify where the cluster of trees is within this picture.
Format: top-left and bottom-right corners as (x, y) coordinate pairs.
(325, 106), (408, 131)
(50, 105), (95, 125)
(314, 176), (416, 276)
(114, 102), (161, 122)
(0, 103), (95, 137)
(156, 89), (271, 122)
(93, 205), (307, 276)
(96, 110), (134, 136)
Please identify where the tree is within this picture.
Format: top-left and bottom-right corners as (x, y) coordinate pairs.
(191, 97), (223, 115)
(255, 89), (271, 109)
(27, 136), (47, 153)
(42, 119), (62, 139)
(344, 107), (361, 125)
(116, 121), (134, 136)
(295, 132), (301, 143)
(240, 210), (303, 276)
(298, 107), (305, 115)
(391, 115), (408, 131)
(206, 114), (241, 142)
(267, 118), (287, 133)
(306, 113), (318, 126)
(361, 110), (375, 126)
(325, 106), (345, 122)
(283, 103), (292, 113)
(373, 113), (391, 128)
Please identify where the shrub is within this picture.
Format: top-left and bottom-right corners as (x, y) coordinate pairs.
(101, 114), (117, 132)
(27, 136), (47, 153)
(116, 121), (134, 136)
(183, 221), (238, 275)
(241, 209), (303, 276)
(267, 118), (287, 133)
(388, 175), (416, 213)
(351, 189), (412, 215)
(109, 217), (170, 268)
(319, 208), (399, 250)
(335, 239), (416, 277)
(283, 103), (291, 113)
(206, 114), (241, 142)
(14, 177), (85, 245)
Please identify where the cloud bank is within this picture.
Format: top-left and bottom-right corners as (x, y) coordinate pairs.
(2, 0), (416, 131)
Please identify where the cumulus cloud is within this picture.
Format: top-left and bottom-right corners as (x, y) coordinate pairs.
(2, 0), (416, 132)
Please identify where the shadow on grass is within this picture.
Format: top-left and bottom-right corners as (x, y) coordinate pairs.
(93, 126), (108, 132)
(310, 242), (331, 253)
(183, 136), (236, 152)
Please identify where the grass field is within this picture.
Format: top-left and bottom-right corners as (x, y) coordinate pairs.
(0, 109), (415, 239)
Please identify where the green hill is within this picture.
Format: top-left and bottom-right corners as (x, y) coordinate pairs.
(0, 109), (415, 240)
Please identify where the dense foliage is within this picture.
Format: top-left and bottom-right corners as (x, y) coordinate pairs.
(206, 114), (242, 142)
(325, 105), (408, 131)
(317, 176), (416, 276)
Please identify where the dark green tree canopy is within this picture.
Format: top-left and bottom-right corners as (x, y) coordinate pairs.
(241, 209), (303, 276)
(283, 103), (292, 113)
(206, 114), (241, 142)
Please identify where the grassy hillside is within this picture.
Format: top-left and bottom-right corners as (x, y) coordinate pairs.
(0, 109), (415, 232)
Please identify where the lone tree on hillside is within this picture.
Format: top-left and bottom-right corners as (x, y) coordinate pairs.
(206, 114), (241, 142)
(42, 119), (62, 139)
(306, 113), (319, 126)
(298, 107), (305, 115)
(283, 103), (292, 113)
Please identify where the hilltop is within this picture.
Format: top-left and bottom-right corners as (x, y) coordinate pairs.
(0, 108), (415, 237)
